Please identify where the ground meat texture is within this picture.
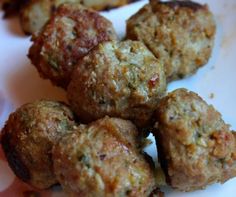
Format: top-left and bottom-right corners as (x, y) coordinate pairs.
(1, 100), (76, 189)
(67, 40), (166, 128)
(126, 0), (216, 82)
(154, 89), (236, 191)
(19, 0), (130, 35)
(28, 4), (117, 88)
(53, 117), (156, 197)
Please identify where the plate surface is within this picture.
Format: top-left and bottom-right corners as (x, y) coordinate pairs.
(0, 0), (236, 196)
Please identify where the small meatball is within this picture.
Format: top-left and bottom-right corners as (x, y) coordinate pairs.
(154, 89), (236, 191)
(126, 0), (216, 82)
(19, 0), (130, 35)
(28, 3), (117, 88)
(53, 117), (156, 196)
(67, 40), (166, 128)
(1, 100), (76, 189)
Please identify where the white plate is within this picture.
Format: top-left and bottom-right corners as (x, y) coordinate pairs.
(0, 0), (236, 196)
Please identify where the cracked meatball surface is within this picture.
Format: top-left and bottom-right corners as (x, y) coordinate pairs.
(67, 40), (166, 128)
(28, 3), (117, 88)
(126, 0), (216, 82)
(1, 100), (76, 189)
(154, 89), (236, 191)
(53, 117), (157, 197)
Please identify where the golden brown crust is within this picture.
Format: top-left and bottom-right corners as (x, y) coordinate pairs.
(53, 117), (156, 197)
(67, 40), (166, 128)
(28, 3), (117, 88)
(126, 0), (216, 82)
(154, 89), (236, 191)
(1, 100), (76, 189)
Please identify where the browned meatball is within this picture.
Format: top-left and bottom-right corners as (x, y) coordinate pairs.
(1, 100), (76, 189)
(126, 0), (216, 82)
(67, 40), (166, 128)
(28, 3), (117, 88)
(154, 89), (236, 191)
(53, 117), (157, 196)
(19, 0), (131, 35)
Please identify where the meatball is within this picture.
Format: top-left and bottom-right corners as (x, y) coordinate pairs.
(67, 40), (166, 128)
(1, 100), (76, 189)
(19, 0), (129, 34)
(126, 0), (216, 82)
(28, 3), (117, 88)
(53, 117), (157, 196)
(154, 89), (236, 191)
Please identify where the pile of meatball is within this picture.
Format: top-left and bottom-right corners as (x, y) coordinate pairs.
(1, 0), (236, 196)
(2, 0), (137, 34)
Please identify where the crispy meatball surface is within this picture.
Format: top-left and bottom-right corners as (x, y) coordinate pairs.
(68, 40), (166, 128)
(1, 100), (76, 189)
(28, 3), (117, 88)
(126, 0), (216, 82)
(53, 117), (156, 197)
(19, 0), (130, 35)
(154, 89), (236, 191)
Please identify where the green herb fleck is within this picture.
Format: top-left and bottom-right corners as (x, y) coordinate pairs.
(78, 154), (90, 168)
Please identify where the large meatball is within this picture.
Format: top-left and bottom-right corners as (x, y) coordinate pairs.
(53, 117), (157, 196)
(19, 0), (130, 34)
(28, 3), (117, 88)
(126, 0), (216, 82)
(154, 89), (236, 191)
(67, 40), (166, 128)
(1, 100), (76, 189)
